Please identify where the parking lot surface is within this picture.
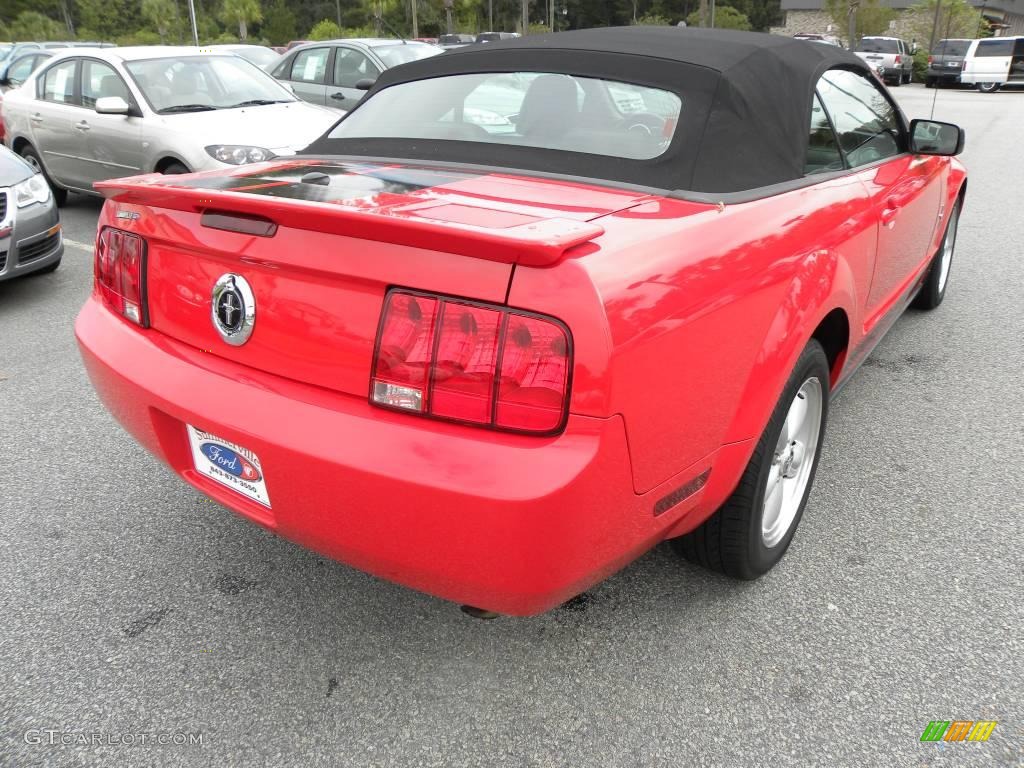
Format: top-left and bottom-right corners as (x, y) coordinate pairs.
(1, 85), (1021, 767)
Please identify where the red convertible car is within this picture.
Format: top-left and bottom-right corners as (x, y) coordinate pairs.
(76, 28), (966, 615)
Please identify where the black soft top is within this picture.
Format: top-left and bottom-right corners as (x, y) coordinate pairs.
(305, 27), (874, 194)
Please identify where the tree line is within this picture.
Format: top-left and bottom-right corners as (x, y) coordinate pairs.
(0, 0), (782, 45)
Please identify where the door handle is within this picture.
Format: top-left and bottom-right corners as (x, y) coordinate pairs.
(330, 92), (346, 101)
(30, 113), (43, 124)
(880, 197), (900, 226)
(75, 120), (90, 131)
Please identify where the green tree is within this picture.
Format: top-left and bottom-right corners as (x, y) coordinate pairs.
(634, 12), (670, 24)
(221, 0), (263, 40)
(76, 0), (143, 41)
(262, 0), (298, 44)
(308, 18), (342, 38)
(141, 0), (179, 43)
(9, 11), (65, 40)
(825, 0), (896, 44)
(686, 3), (751, 28)
(904, 0), (985, 49)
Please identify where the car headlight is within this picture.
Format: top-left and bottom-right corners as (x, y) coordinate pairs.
(13, 174), (51, 208)
(205, 145), (276, 165)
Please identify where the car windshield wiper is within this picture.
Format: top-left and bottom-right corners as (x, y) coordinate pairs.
(226, 99), (291, 108)
(157, 104), (218, 114)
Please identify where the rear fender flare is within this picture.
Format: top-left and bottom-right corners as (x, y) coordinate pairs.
(721, 249), (856, 449)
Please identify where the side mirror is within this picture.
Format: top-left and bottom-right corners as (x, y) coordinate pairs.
(909, 118), (964, 156)
(354, 78), (376, 91)
(95, 96), (130, 115)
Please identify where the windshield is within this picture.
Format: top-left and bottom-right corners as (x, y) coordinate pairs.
(373, 43), (441, 68)
(330, 71), (682, 161)
(857, 39), (900, 54)
(125, 55), (294, 113)
(934, 40), (970, 57)
(232, 47), (281, 69)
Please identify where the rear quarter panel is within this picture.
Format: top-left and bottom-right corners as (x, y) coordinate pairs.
(510, 174), (876, 494)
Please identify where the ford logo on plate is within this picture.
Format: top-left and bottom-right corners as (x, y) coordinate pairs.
(200, 442), (262, 482)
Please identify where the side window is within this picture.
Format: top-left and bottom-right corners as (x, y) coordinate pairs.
(41, 60), (77, 105)
(290, 48), (329, 84)
(82, 60), (131, 108)
(333, 48), (379, 89)
(816, 68), (902, 168)
(805, 93), (843, 174)
(975, 39), (1014, 57)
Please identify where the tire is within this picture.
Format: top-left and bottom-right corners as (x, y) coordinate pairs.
(672, 340), (830, 579)
(925, 77), (935, 88)
(889, 76), (901, 87)
(978, 82), (1000, 93)
(160, 161), (189, 175)
(18, 143), (68, 207)
(913, 199), (960, 310)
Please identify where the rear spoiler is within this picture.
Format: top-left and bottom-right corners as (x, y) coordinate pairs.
(94, 175), (605, 268)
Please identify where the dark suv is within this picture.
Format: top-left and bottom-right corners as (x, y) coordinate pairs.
(926, 39), (971, 87)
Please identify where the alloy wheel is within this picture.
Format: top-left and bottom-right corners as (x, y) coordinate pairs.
(761, 377), (824, 548)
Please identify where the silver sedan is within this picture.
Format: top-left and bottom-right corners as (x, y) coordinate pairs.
(2, 46), (339, 205)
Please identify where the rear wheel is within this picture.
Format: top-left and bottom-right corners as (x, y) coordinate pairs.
(925, 77), (936, 88)
(913, 199), (960, 310)
(672, 340), (830, 579)
(978, 82), (1000, 93)
(18, 143), (68, 207)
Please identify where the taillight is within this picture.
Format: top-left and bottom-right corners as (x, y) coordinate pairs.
(928, 55), (933, 65)
(371, 290), (572, 434)
(95, 226), (148, 326)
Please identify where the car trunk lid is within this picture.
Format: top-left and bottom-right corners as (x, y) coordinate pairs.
(95, 159), (650, 399)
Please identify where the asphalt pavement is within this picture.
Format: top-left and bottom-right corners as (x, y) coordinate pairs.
(0, 85), (1021, 767)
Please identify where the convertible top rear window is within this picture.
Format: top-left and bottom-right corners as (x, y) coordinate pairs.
(304, 27), (878, 194)
(328, 72), (682, 161)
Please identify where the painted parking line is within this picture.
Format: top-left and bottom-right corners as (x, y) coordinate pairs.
(63, 238), (94, 252)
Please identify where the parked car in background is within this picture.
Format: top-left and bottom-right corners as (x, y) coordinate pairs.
(476, 32), (520, 43)
(75, 28), (966, 616)
(210, 43), (281, 72)
(0, 43), (48, 67)
(960, 35), (1024, 92)
(0, 144), (62, 281)
(925, 38), (971, 88)
(438, 33), (476, 49)
(0, 51), (54, 91)
(793, 32), (841, 46)
(855, 36), (914, 85)
(2, 47), (337, 205)
(272, 39), (442, 112)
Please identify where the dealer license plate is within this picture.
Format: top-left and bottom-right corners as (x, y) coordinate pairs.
(186, 425), (272, 508)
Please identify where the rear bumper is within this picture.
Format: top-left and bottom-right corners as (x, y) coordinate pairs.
(926, 67), (962, 81)
(75, 297), (719, 615)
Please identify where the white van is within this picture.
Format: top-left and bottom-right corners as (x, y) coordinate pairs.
(960, 35), (1024, 92)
